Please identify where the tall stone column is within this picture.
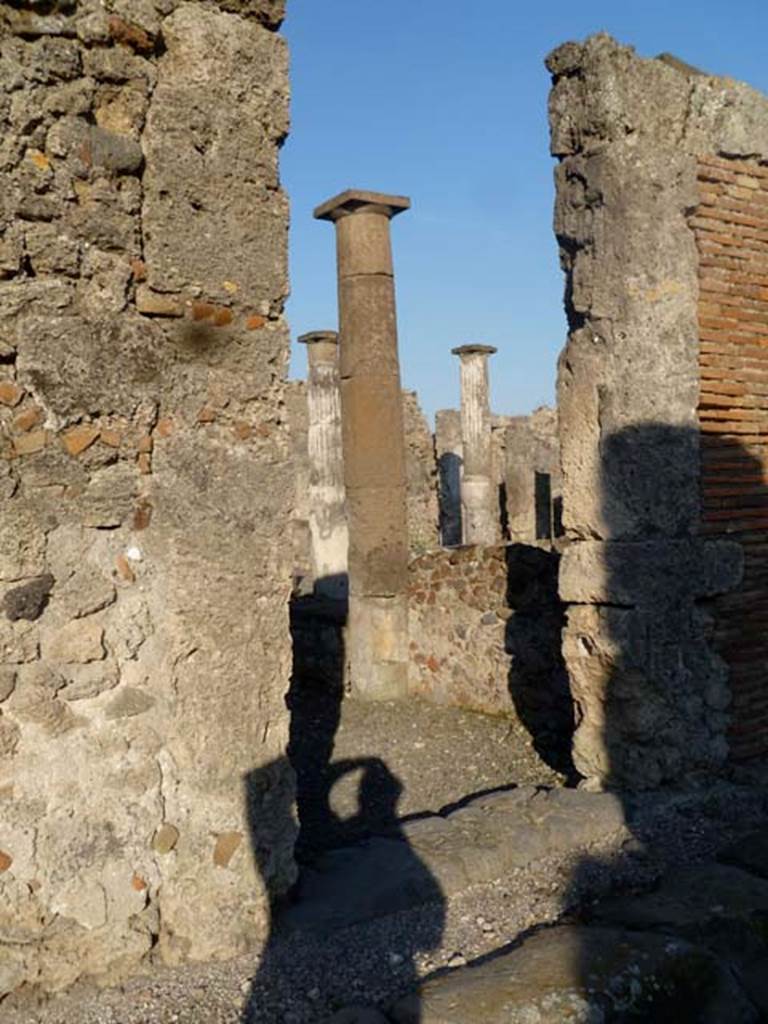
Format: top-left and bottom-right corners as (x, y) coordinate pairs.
(452, 344), (498, 544)
(298, 331), (348, 599)
(314, 189), (411, 699)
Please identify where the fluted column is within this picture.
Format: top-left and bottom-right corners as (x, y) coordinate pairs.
(452, 344), (498, 544)
(314, 189), (411, 699)
(298, 330), (348, 598)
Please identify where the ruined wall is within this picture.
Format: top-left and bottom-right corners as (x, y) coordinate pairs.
(0, 0), (294, 998)
(435, 407), (462, 546)
(435, 406), (559, 547)
(403, 389), (439, 554)
(285, 379), (311, 588)
(287, 386), (438, 579)
(407, 544), (570, 766)
(502, 406), (560, 543)
(693, 155), (768, 761)
(549, 35), (761, 788)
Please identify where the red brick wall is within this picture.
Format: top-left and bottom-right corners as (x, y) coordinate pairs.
(693, 155), (768, 761)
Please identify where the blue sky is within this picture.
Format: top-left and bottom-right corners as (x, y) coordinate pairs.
(282, 1), (768, 424)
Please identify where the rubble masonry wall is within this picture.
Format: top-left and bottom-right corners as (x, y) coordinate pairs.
(0, 0), (294, 997)
(407, 543), (571, 765)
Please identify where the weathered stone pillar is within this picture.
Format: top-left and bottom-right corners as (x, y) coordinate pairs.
(452, 344), (498, 544)
(298, 331), (348, 598)
(505, 419), (537, 543)
(0, 1), (294, 996)
(314, 189), (411, 699)
(549, 35), (747, 789)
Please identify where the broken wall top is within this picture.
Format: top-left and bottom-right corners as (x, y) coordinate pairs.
(548, 33), (768, 161)
(0, 0), (285, 35)
(549, 35), (768, 544)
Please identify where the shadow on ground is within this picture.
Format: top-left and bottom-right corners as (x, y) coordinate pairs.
(390, 424), (768, 1023)
(240, 574), (445, 1023)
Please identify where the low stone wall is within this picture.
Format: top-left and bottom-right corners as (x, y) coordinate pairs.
(407, 544), (572, 766)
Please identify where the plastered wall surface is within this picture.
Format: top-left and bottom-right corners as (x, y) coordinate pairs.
(500, 406), (560, 543)
(0, 0), (295, 997)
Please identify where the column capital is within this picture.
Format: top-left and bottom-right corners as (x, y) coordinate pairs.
(314, 189), (411, 222)
(298, 330), (339, 346)
(299, 330), (339, 366)
(451, 344), (497, 358)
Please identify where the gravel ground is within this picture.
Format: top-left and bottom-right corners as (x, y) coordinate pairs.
(4, 770), (767, 1024)
(289, 690), (565, 859)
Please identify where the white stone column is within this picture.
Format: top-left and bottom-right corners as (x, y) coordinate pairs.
(452, 344), (498, 544)
(298, 330), (348, 599)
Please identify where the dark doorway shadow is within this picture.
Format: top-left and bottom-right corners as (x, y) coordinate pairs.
(287, 576), (348, 861)
(438, 451), (463, 546)
(504, 543), (576, 779)
(240, 571), (445, 1022)
(499, 479), (510, 541)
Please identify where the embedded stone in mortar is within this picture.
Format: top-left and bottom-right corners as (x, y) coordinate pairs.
(104, 686), (155, 720)
(213, 831), (243, 868)
(3, 574), (54, 621)
(152, 824), (180, 855)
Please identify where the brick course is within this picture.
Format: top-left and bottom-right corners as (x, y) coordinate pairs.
(694, 155), (768, 760)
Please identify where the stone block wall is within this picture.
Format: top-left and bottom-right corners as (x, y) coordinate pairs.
(406, 544), (571, 765)
(403, 390), (440, 554)
(548, 35), (768, 788)
(501, 406), (561, 543)
(693, 155), (768, 761)
(0, 0), (294, 999)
